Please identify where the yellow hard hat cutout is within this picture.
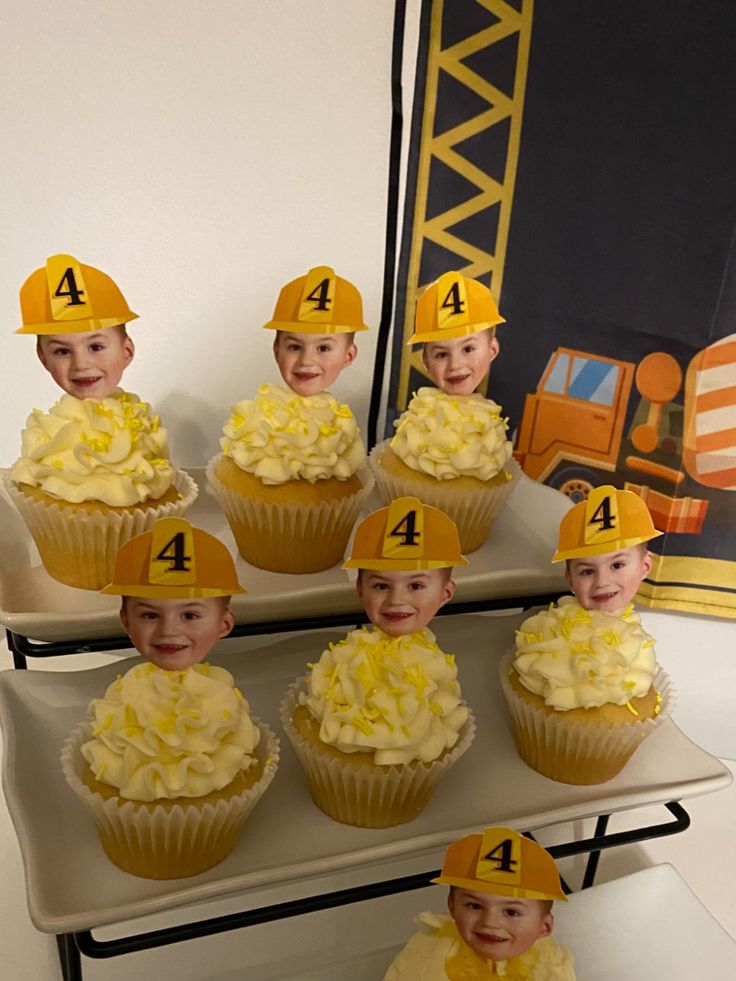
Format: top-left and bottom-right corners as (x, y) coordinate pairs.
(102, 517), (246, 598)
(408, 270), (505, 345)
(263, 265), (369, 335)
(554, 485), (662, 562)
(16, 253), (139, 335)
(344, 496), (467, 570)
(433, 826), (567, 902)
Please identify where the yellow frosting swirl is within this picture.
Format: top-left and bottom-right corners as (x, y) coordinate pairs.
(220, 383), (365, 485)
(513, 596), (657, 710)
(390, 387), (512, 481)
(300, 626), (468, 765)
(80, 661), (260, 801)
(11, 390), (174, 507)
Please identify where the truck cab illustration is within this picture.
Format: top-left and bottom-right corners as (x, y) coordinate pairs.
(514, 345), (716, 534)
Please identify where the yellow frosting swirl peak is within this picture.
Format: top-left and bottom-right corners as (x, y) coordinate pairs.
(220, 383), (365, 485)
(513, 596), (657, 710)
(80, 662), (261, 801)
(300, 626), (468, 765)
(11, 390), (174, 506)
(390, 387), (512, 480)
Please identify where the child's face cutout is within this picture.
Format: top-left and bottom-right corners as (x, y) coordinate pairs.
(356, 569), (454, 636)
(37, 327), (134, 400)
(422, 330), (499, 396)
(448, 889), (552, 962)
(273, 331), (356, 396)
(566, 546), (652, 613)
(121, 597), (234, 671)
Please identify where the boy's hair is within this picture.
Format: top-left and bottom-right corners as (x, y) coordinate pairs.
(120, 594), (232, 612)
(448, 885), (553, 914)
(564, 541), (649, 571)
(274, 329), (355, 347)
(36, 323), (129, 352)
(356, 567), (453, 584)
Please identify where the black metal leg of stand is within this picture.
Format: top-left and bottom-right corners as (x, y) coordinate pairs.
(56, 934), (82, 981)
(6, 629), (27, 670)
(582, 814), (610, 889)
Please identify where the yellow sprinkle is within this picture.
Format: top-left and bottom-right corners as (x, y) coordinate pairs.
(401, 724), (410, 737)
(94, 764), (106, 780)
(125, 705), (138, 726)
(223, 710), (231, 719)
(102, 714), (113, 731)
(52, 460), (63, 470)
(306, 662), (315, 670)
(625, 701), (639, 717)
(351, 714), (374, 736)
(429, 702), (442, 716)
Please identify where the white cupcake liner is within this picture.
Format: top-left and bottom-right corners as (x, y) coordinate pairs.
(5, 469), (198, 590)
(369, 440), (519, 553)
(280, 680), (476, 828)
(61, 718), (279, 879)
(498, 650), (674, 785)
(206, 455), (374, 573)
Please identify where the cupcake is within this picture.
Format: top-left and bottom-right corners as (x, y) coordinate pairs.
(6, 390), (197, 589)
(61, 660), (279, 879)
(370, 388), (518, 553)
(499, 596), (671, 785)
(207, 383), (373, 573)
(281, 625), (475, 828)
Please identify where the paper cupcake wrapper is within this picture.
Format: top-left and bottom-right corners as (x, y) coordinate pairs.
(61, 718), (279, 879)
(280, 680), (476, 828)
(498, 650), (674, 785)
(5, 469), (198, 591)
(206, 455), (374, 574)
(369, 440), (519, 553)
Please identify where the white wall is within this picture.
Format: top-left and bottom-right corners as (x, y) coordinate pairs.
(0, 0), (418, 466)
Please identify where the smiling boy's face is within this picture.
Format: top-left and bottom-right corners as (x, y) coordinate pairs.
(37, 325), (134, 399)
(422, 329), (499, 396)
(356, 568), (454, 636)
(273, 331), (356, 396)
(120, 596), (234, 670)
(565, 545), (652, 613)
(448, 888), (552, 962)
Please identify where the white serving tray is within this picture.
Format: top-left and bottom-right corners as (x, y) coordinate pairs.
(0, 466), (570, 643)
(0, 612), (730, 935)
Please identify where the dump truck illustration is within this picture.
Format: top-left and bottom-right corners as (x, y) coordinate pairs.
(512, 339), (736, 535)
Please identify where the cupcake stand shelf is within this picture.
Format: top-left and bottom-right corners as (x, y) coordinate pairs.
(0, 613), (731, 981)
(0, 466), (570, 658)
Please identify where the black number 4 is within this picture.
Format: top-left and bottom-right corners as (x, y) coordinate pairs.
(483, 838), (517, 873)
(388, 509), (420, 547)
(304, 277), (331, 311)
(155, 532), (191, 571)
(588, 496), (616, 532)
(54, 267), (86, 306)
(440, 281), (464, 317)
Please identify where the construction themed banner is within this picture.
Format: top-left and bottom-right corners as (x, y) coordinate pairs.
(389, 0), (736, 616)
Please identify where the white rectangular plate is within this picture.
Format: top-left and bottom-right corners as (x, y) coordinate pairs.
(0, 467), (569, 642)
(0, 612), (730, 934)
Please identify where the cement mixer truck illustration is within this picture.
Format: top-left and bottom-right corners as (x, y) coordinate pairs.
(514, 336), (736, 535)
